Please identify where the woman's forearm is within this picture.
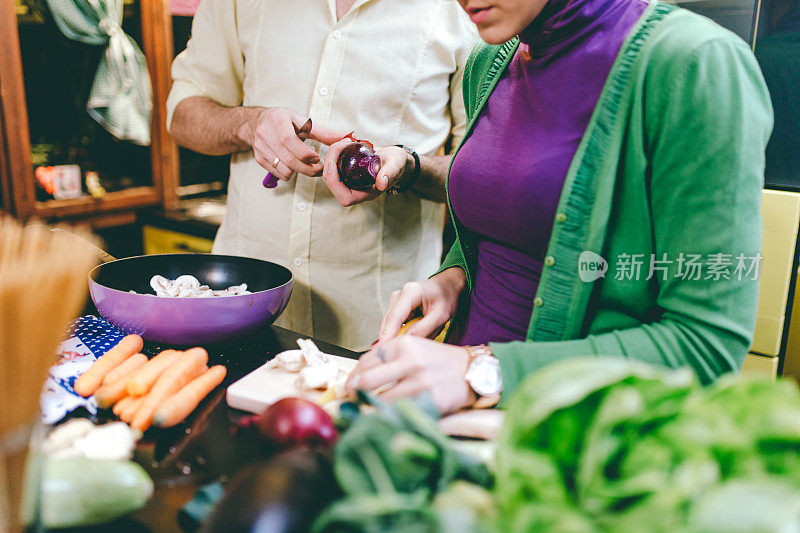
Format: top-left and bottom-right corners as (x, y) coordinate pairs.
(169, 96), (262, 156)
(496, 302), (756, 402)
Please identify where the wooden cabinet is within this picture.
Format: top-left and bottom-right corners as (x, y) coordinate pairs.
(142, 225), (213, 254)
(0, 0), (179, 226)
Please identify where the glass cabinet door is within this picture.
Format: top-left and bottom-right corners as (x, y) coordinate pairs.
(669, 0), (760, 44)
(1, 0), (177, 221)
(18, 0), (152, 201)
(667, 0), (800, 191)
(754, 0), (800, 190)
(171, 10), (230, 195)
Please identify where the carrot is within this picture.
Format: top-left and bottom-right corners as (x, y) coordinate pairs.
(120, 396), (144, 423)
(397, 317), (421, 337)
(103, 353), (148, 385)
(126, 349), (182, 396)
(74, 334), (143, 397)
(113, 396), (135, 417)
(130, 348), (208, 431)
(153, 365), (227, 428)
(95, 375), (135, 409)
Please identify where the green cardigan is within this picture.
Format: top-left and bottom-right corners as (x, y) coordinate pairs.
(439, 1), (773, 401)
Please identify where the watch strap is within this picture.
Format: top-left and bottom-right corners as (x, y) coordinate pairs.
(388, 145), (420, 194)
(464, 345), (502, 409)
(472, 395), (500, 409)
(464, 344), (493, 360)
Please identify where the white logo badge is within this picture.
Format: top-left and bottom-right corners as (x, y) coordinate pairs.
(578, 251), (608, 282)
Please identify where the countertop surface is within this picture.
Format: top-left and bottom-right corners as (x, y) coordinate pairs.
(139, 196), (227, 241)
(48, 321), (357, 533)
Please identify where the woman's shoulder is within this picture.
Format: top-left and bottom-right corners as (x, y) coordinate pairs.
(465, 1), (754, 81)
(464, 40), (517, 82)
(643, 2), (755, 71)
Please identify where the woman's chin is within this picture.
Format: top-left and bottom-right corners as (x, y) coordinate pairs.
(477, 26), (518, 45)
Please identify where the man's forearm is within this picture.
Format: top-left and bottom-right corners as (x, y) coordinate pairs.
(410, 154), (452, 203)
(172, 97), (453, 202)
(170, 96), (262, 156)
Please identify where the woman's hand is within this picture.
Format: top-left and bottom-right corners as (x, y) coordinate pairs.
(379, 267), (467, 341)
(346, 335), (476, 415)
(320, 139), (412, 207)
(244, 107), (345, 181)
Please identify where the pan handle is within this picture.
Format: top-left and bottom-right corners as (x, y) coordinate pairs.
(50, 228), (117, 264)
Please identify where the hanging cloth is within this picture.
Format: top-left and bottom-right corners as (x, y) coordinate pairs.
(45, 0), (152, 145)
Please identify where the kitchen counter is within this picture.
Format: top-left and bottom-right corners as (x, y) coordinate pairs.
(139, 196), (227, 243)
(49, 321), (357, 533)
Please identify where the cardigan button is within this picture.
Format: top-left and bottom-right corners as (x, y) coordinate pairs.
(544, 256), (555, 267)
(555, 213), (567, 224)
(534, 297), (544, 308)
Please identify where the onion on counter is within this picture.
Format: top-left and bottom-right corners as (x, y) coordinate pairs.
(237, 397), (338, 450)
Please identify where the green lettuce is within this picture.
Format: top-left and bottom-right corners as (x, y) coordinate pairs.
(496, 357), (800, 533)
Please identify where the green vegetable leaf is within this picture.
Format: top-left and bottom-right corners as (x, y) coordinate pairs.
(495, 357), (800, 532)
(687, 479), (800, 532)
(313, 490), (434, 533)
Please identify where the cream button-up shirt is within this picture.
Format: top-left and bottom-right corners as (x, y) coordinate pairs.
(167, 0), (477, 351)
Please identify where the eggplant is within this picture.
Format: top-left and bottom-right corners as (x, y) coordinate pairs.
(202, 447), (341, 533)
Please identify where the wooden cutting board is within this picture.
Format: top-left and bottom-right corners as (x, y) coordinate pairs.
(226, 355), (503, 440)
(437, 409), (504, 441)
(226, 353), (358, 413)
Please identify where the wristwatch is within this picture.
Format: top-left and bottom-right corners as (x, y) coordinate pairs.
(464, 345), (502, 408)
(387, 145), (420, 195)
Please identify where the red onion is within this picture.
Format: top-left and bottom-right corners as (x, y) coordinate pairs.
(255, 398), (337, 449)
(337, 142), (381, 191)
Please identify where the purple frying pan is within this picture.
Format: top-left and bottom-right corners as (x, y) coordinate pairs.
(88, 254), (293, 345)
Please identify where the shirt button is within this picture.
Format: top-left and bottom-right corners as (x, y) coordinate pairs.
(555, 213), (567, 224)
(544, 256), (555, 267)
(332, 30), (342, 39)
(319, 87), (329, 96)
(293, 258), (303, 267)
(297, 202), (307, 212)
(534, 297), (544, 308)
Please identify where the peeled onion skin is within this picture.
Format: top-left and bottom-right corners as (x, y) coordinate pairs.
(336, 142), (382, 191)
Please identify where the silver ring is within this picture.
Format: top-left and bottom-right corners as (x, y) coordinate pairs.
(272, 156), (280, 167)
(376, 347), (387, 363)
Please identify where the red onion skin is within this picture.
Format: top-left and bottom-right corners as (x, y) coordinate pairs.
(232, 414), (261, 435)
(253, 398), (337, 449)
(337, 142), (381, 191)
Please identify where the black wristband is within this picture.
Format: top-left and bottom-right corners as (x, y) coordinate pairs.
(389, 145), (420, 194)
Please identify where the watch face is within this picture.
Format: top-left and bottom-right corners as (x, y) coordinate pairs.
(467, 356), (502, 396)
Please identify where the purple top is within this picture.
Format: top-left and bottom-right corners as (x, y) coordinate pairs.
(449, 0), (647, 345)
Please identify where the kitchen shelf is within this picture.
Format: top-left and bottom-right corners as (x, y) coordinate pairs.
(0, 0), (179, 225)
(32, 187), (160, 218)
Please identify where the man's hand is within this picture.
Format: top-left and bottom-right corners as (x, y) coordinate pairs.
(171, 98), (450, 202)
(170, 97), (350, 182)
(242, 107), (347, 182)
(321, 139), (412, 206)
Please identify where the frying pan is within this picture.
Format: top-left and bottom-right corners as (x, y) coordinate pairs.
(88, 253), (293, 345)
